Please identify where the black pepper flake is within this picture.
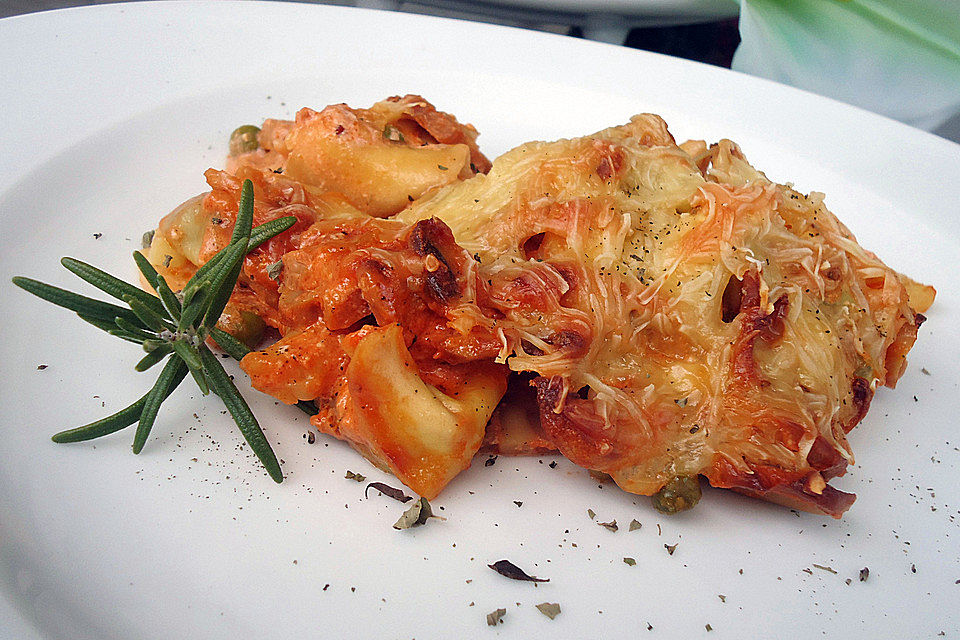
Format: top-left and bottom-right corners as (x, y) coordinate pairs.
(93, 233), (102, 239)
(307, 431), (316, 444)
(484, 456), (497, 467)
(628, 519), (642, 531)
(37, 364), (48, 370)
(911, 564), (917, 573)
(487, 560), (549, 582)
(664, 543), (678, 555)
(859, 567), (869, 582)
(705, 624), (713, 632)
(513, 501), (523, 508)
(549, 461), (557, 469)
(162, 254), (173, 268)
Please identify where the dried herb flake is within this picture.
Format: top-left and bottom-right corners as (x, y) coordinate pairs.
(486, 608), (506, 626)
(266, 259), (284, 282)
(344, 470), (366, 482)
(535, 602), (561, 620)
(382, 124), (405, 143)
(487, 560), (549, 582)
(393, 496), (436, 529)
(664, 543), (678, 556)
(629, 519), (642, 531)
(365, 481), (412, 503)
(598, 519), (618, 532)
(813, 563), (837, 574)
(623, 557), (636, 566)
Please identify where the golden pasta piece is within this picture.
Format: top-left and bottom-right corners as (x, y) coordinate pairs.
(342, 324), (506, 499)
(283, 107), (471, 217)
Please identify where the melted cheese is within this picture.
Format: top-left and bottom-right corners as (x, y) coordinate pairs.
(399, 115), (928, 509)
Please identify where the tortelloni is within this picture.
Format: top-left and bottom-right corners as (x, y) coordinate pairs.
(237, 320), (507, 499)
(282, 108), (472, 218)
(143, 193), (208, 291)
(236, 211), (510, 499)
(337, 324), (505, 499)
(227, 94), (490, 218)
(141, 95), (932, 515)
(143, 95), (504, 499)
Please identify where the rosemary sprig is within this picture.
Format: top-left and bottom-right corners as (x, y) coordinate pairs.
(11, 179), (295, 483)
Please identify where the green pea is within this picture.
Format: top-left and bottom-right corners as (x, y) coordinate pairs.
(228, 125), (261, 156)
(651, 475), (702, 514)
(216, 305), (266, 349)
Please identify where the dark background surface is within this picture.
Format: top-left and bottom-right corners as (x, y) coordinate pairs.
(2, 0), (958, 142)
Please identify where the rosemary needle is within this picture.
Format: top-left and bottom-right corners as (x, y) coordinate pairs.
(12, 179), (297, 483)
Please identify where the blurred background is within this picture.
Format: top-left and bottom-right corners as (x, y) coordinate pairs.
(3, 0), (958, 143)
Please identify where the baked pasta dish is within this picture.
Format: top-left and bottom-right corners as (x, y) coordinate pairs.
(142, 95), (934, 517)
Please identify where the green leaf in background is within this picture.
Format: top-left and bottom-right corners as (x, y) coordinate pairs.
(733, 0), (960, 131)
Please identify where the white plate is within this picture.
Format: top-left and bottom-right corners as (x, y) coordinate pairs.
(1, 3), (958, 639)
